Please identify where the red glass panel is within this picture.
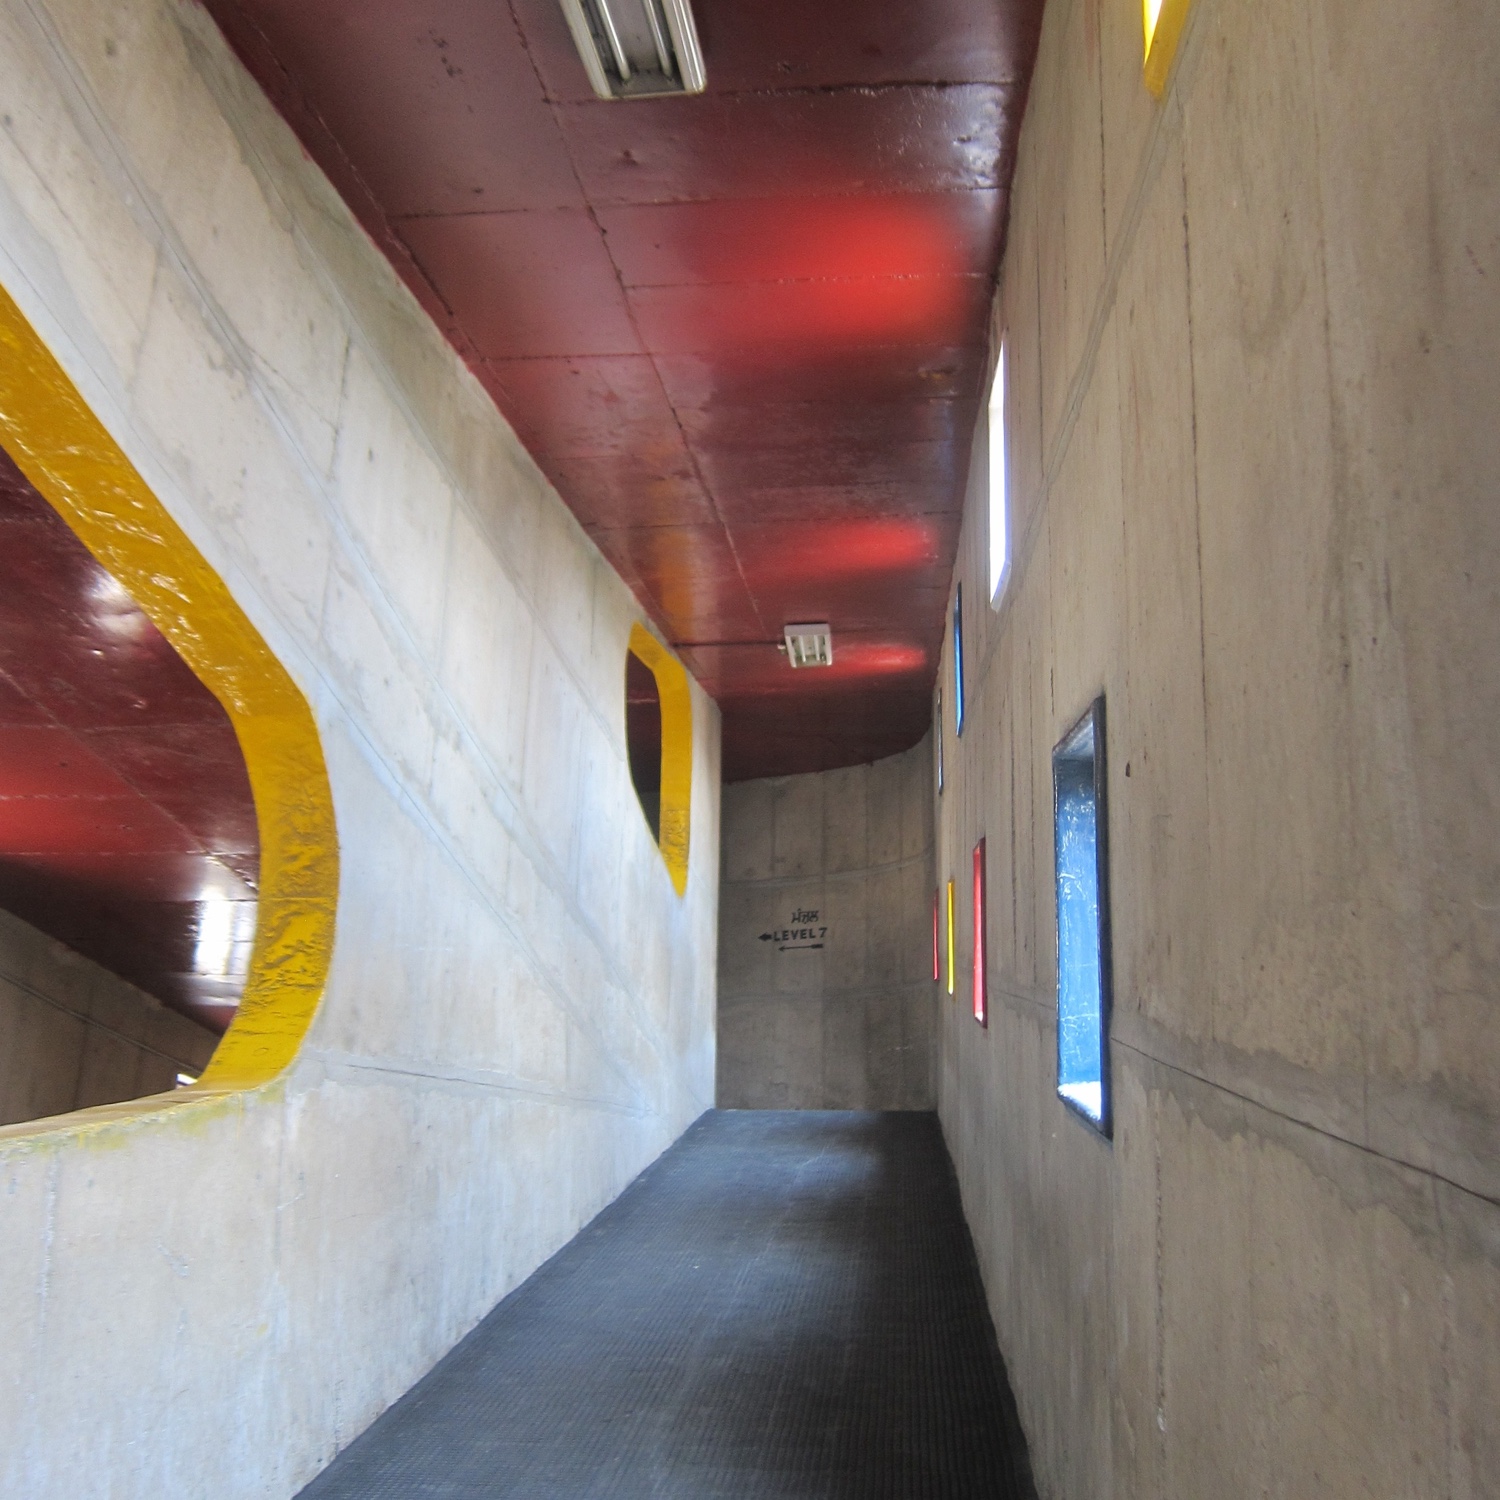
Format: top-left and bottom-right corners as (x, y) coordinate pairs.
(972, 838), (987, 1027)
(933, 887), (941, 983)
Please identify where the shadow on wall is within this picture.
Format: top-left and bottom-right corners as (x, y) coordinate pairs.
(717, 735), (936, 1109)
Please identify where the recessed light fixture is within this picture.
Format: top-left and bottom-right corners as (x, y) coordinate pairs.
(558, 0), (706, 100)
(782, 623), (833, 669)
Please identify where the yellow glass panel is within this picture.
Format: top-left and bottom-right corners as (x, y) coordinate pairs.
(1143, 0), (1192, 98)
(1144, 0), (1166, 50)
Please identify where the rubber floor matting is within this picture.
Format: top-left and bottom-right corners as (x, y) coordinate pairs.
(298, 1110), (1035, 1499)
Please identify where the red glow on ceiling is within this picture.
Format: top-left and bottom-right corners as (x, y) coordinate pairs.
(201, 0), (1045, 780)
(746, 518), (943, 585)
(628, 274), (989, 355)
(838, 641), (931, 676)
(599, 194), (992, 289)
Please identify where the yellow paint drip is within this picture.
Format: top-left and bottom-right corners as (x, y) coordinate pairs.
(0, 283), (338, 1099)
(628, 622), (692, 897)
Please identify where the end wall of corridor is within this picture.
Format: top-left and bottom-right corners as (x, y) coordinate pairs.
(0, 2), (720, 1494)
(717, 738), (936, 1110)
(937, 0), (1500, 1494)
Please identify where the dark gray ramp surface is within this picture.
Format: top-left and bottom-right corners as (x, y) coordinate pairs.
(299, 1111), (1035, 1499)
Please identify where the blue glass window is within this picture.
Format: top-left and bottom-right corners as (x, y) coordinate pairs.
(952, 585), (965, 736)
(1053, 697), (1112, 1134)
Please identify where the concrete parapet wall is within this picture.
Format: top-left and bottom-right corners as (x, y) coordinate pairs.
(937, 0), (1500, 1494)
(0, 1), (719, 1494)
(0, 906), (217, 1125)
(717, 739), (935, 1110)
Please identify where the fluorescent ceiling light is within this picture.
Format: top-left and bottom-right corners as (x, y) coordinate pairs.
(782, 624), (833, 669)
(558, 0), (706, 100)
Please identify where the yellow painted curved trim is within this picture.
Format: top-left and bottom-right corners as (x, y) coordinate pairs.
(0, 283), (338, 1094)
(1143, 0), (1192, 97)
(627, 622), (692, 897)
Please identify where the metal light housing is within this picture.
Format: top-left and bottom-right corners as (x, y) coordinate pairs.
(558, 0), (706, 100)
(782, 624), (833, 670)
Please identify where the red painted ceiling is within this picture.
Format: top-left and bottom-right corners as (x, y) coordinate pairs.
(203, 0), (1043, 779)
(0, 447), (259, 1034)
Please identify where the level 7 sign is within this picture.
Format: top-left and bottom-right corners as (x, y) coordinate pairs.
(758, 907), (827, 952)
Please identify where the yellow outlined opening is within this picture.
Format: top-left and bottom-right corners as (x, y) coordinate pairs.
(0, 284), (338, 1101)
(626, 623), (691, 897)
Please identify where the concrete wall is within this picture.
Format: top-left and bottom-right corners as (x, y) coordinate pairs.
(937, 0), (1500, 1495)
(0, 906), (218, 1126)
(0, 2), (719, 1495)
(718, 739), (935, 1110)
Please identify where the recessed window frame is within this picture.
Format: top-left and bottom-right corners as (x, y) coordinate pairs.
(952, 585), (965, 737)
(1052, 695), (1113, 1138)
(935, 686), (944, 794)
(972, 838), (988, 1028)
(945, 877), (956, 997)
(987, 338), (1011, 607)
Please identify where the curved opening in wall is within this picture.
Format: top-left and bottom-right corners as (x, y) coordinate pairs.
(0, 448), (257, 1123)
(625, 622), (691, 896)
(0, 284), (338, 1130)
(626, 648), (662, 844)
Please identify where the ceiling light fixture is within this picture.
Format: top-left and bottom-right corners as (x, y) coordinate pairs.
(558, 0), (706, 100)
(782, 624), (833, 669)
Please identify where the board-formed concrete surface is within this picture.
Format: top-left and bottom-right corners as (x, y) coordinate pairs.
(298, 1111), (1035, 1500)
(933, 0), (1500, 1494)
(719, 741), (936, 1110)
(0, 2), (719, 1494)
